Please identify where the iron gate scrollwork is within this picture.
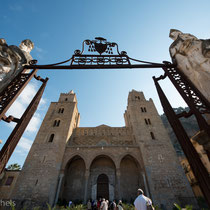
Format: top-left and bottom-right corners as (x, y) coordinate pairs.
(153, 72), (210, 206)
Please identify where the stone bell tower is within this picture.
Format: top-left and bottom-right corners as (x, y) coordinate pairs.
(11, 90), (80, 208)
(124, 90), (197, 209)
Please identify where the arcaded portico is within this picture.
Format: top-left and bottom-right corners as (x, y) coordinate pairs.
(59, 147), (145, 203)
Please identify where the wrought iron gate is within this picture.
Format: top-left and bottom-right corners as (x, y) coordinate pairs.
(0, 37), (209, 206)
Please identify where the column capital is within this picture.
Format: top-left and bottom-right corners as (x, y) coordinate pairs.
(60, 173), (65, 178)
(116, 168), (121, 176)
(85, 169), (90, 177)
(59, 170), (65, 176)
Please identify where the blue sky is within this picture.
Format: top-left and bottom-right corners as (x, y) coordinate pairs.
(1, 0), (210, 167)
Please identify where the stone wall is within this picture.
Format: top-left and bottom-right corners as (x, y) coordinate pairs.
(69, 126), (135, 146)
(0, 170), (20, 200)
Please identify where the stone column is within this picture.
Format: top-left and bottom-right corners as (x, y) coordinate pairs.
(116, 168), (121, 200)
(54, 173), (64, 206)
(84, 169), (90, 204)
(141, 172), (150, 197)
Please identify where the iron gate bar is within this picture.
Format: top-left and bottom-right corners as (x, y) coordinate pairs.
(153, 76), (210, 207)
(24, 63), (176, 70)
(0, 77), (48, 174)
(161, 65), (210, 137)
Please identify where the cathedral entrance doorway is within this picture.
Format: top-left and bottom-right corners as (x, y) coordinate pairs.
(97, 174), (109, 200)
(90, 155), (115, 201)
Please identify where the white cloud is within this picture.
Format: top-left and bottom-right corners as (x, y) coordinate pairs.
(6, 82), (46, 133)
(40, 97), (46, 106)
(7, 100), (25, 119)
(34, 46), (47, 60)
(15, 149), (27, 156)
(35, 46), (43, 53)
(17, 137), (33, 152)
(25, 113), (41, 133)
(6, 83), (37, 120)
(19, 83), (37, 104)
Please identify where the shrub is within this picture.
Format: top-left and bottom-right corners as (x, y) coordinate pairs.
(122, 203), (135, 210)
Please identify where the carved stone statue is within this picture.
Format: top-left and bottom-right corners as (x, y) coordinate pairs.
(169, 29), (210, 151)
(0, 38), (34, 92)
(169, 29), (210, 102)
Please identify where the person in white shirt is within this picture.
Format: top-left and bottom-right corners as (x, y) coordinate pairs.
(134, 189), (152, 210)
(100, 198), (108, 210)
(117, 200), (123, 210)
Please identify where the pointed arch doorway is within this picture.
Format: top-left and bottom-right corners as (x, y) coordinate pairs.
(97, 174), (109, 200)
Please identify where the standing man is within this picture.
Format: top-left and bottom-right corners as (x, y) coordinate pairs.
(110, 200), (116, 210)
(87, 200), (92, 210)
(134, 189), (153, 210)
(100, 198), (108, 210)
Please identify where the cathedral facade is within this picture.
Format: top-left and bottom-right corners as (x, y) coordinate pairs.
(11, 90), (197, 209)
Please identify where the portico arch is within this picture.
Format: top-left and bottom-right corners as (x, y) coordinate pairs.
(87, 152), (117, 169)
(117, 152), (143, 170)
(61, 152), (87, 171)
(60, 155), (86, 203)
(120, 154), (145, 202)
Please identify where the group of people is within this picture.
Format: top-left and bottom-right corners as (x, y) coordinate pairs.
(87, 189), (153, 210)
(87, 198), (123, 210)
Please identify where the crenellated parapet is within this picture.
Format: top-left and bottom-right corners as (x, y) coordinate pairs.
(68, 125), (135, 146)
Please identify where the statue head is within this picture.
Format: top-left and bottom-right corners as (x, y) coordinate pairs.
(19, 39), (34, 53)
(0, 38), (7, 45)
(169, 29), (182, 41)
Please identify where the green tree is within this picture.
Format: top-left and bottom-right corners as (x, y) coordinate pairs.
(7, 163), (21, 170)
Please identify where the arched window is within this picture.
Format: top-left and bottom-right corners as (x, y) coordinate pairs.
(150, 132), (155, 140)
(144, 107), (147, 112)
(49, 134), (54, 142)
(141, 107), (144, 112)
(57, 120), (60, 126)
(144, 119), (148, 125)
(148, 119), (151, 125)
(58, 108), (64, 113)
(53, 120), (60, 127)
(53, 120), (57, 127)
(65, 98), (68, 101)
